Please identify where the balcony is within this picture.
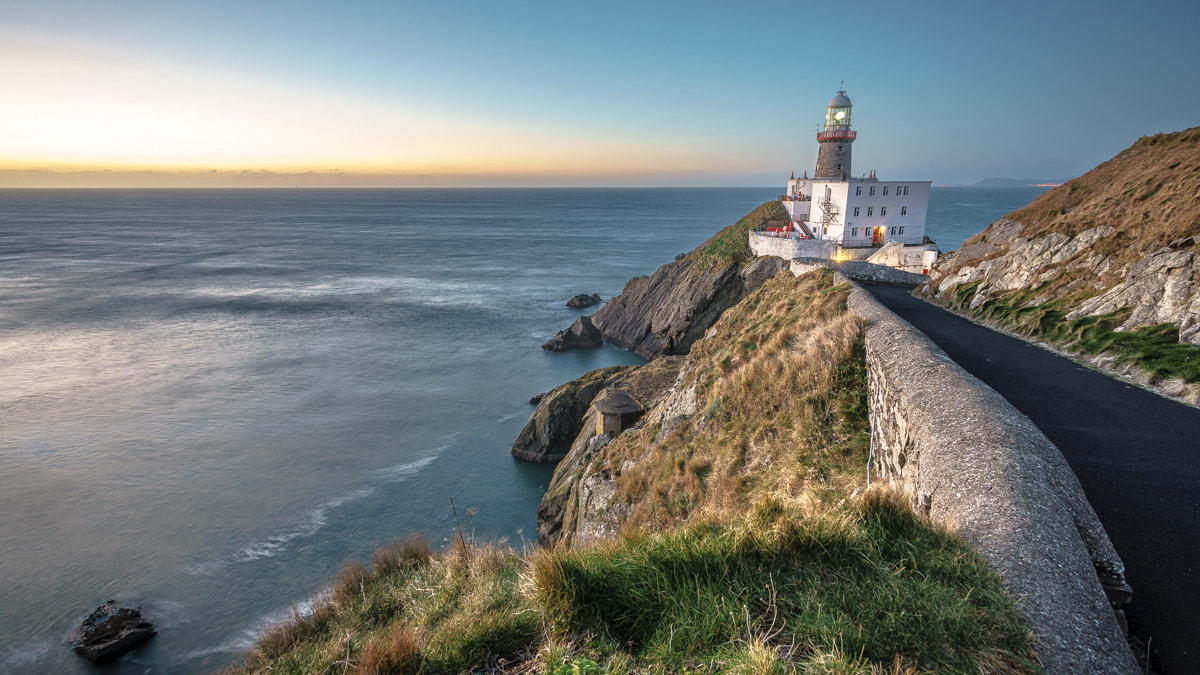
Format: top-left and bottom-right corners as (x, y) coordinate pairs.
(816, 129), (857, 141)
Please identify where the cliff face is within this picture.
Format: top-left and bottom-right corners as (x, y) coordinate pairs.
(919, 127), (1200, 401)
(591, 255), (788, 358)
(536, 355), (688, 545)
(511, 366), (635, 463)
(547, 200), (791, 360)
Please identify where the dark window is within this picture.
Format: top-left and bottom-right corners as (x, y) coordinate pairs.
(869, 186), (876, 196)
(855, 186), (862, 196)
(880, 206), (887, 216)
(867, 207), (874, 216)
(901, 206), (908, 216)
(883, 186), (889, 196)
(853, 207), (860, 216)
(899, 226), (905, 235)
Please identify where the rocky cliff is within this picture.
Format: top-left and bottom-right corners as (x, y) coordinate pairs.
(549, 200), (791, 359)
(920, 127), (1200, 403)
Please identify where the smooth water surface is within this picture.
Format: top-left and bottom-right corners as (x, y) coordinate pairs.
(0, 186), (1042, 673)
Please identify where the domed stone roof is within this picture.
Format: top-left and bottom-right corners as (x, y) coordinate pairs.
(829, 91), (851, 107)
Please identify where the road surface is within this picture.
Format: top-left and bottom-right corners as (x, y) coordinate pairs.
(865, 284), (1200, 674)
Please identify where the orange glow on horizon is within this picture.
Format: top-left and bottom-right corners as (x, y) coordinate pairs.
(0, 34), (748, 187)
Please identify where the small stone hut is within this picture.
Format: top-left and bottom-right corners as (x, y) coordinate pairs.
(594, 390), (645, 436)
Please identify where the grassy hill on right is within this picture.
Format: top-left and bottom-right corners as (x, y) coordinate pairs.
(920, 126), (1200, 403)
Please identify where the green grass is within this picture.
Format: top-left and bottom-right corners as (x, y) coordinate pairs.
(945, 283), (1200, 384)
(532, 491), (1035, 673)
(692, 200), (789, 268)
(233, 494), (1036, 674)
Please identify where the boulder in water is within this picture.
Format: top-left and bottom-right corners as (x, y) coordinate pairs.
(70, 601), (157, 665)
(542, 315), (602, 352)
(566, 293), (602, 309)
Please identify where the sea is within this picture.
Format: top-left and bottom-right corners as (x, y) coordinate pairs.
(0, 186), (1048, 673)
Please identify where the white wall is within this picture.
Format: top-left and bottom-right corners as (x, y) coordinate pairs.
(841, 180), (931, 245)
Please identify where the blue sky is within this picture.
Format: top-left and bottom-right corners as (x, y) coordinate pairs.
(2, 0), (1197, 186)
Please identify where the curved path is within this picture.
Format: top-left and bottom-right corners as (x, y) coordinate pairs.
(865, 284), (1200, 675)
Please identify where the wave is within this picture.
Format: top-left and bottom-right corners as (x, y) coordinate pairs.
(188, 454), (439, 575)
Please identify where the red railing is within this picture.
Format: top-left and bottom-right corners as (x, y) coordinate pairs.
(816, 129), (857, 141)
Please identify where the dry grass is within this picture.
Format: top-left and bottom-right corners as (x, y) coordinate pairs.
(606, 269), (868, 530)
(973, 125), (1200, 265)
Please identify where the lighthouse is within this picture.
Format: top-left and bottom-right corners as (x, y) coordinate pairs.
(814, 90), (855, 180)
(754, 88), (940, 275)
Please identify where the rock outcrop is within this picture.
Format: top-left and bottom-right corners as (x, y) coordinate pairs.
(541, 315), (602, 352)
(512, 366), (634, 463)
(918, 127), (1200, 403)
(591, 255), (789, 359)
(565, 293), (601, 309)
(536, 356), (688, 545)
(70, 601), (157, 665)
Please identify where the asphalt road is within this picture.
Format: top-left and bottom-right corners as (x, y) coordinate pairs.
(864, 284), (1200, 675)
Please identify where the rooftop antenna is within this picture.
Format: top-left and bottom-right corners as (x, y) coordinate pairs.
(839, 79), (845, 90)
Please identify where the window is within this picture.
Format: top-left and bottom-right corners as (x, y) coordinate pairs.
(903, 186), (910, 195)
(867, 207), (874, 217)
(901, 206), (908, 216)
(880, 206), (887, 216)
(853, 207), (860, 216)
(883, 186), (889, 196)
(899, 226), (905, 235)
(855, 186), (862, 196)
(890, 227), (896, 235)
(869, 186), (876, 196)
(851, 227), (858, 237)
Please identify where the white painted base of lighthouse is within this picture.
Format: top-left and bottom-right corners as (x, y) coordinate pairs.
(749, 232), (938, 275)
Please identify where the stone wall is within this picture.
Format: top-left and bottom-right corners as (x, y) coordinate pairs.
(847, 280), (1138, 674)
(748, 232), (836, 260)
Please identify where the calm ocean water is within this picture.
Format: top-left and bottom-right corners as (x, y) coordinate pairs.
(0, 186), (1046, 673)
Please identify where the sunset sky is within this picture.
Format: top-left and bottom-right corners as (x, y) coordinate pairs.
(3, 0), (1198, 187)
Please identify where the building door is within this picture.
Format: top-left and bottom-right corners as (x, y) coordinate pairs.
(872, 227), (884, 245)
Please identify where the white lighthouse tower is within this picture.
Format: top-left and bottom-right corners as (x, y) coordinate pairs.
(754, 88), (939, 274)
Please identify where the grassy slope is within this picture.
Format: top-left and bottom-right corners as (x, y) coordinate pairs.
(232, 271), (1036, 675)
(931, 127), (1200, 385)
(977, 126), (1200, 261)
(691, 200), (789, 268)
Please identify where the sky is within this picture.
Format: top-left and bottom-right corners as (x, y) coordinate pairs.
(2, 0), (1198, 187)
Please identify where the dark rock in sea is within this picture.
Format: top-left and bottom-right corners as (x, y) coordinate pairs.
(542, 315), (602, 352)
(565, 293), (602, 309)
(590, 255), (789, 359)
(70, 601), (157, 665)
(512, 366), (635, 463)
(529, 392), (547, 405)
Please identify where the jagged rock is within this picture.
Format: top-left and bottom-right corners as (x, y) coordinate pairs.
(69, 601), (156, 665)
(541, 315), (602, 352)
(565, 293), (602, 309)
(537, 356), (687, 545)
(589, 255), (789, 359)
(511, 366), (634, 463)
(529, 392), (547, 405)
